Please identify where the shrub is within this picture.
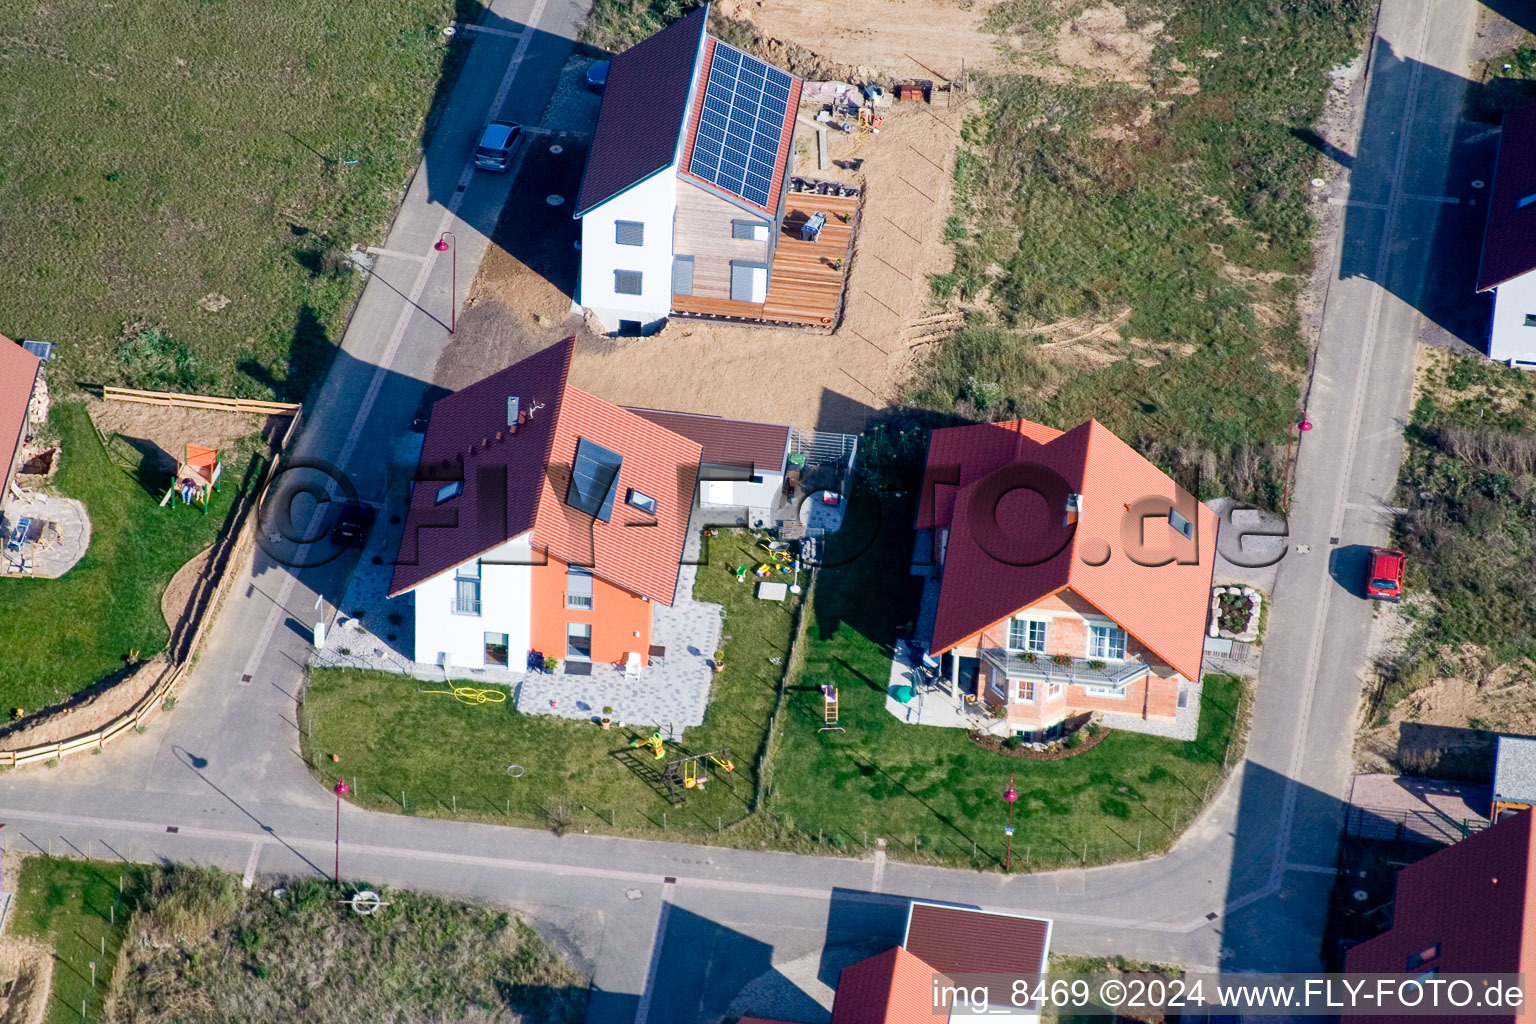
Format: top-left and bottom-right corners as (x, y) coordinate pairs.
(136, 865), (241, 947)
(116, 325), (209, 392)
(1065, 730), (1085, 749)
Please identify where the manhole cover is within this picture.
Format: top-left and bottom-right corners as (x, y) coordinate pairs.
(549, 144), (564, 154)
(625, 888), (644, 901)
(546, 194), (565, 206)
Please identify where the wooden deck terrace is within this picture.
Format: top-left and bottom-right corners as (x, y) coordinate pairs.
(671, 193), (858, 328)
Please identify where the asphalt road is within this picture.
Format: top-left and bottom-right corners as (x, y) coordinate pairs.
(0, 1), (1489, 1021)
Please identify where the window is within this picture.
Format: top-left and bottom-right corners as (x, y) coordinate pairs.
(672, 255), (695, 296)
(1082, 684), (1126, 700)
(732, 219), (768, 241)
(1089, 624), (1126, 660)
(1405, 944), (1441, 971)
(1016, 679), (1034, 703)
(1008, 618), (1046, 652)
(484, 632), (509, 667)
(615, 220), (644, 246)
(614, 270), (643, 295)
(567, 622), (592, 660)
(454, 562), (481, 616)
(626, 488), (656, 515)
(436, 480), (463, 503)
(1525, 313), (1536, 328)
(617, 319), (642, 336)
(566, 438), (624, 522)
(989, 670), (1005, 697)
(1169, 507), (1194, 540)
(566, 567), (594, 610)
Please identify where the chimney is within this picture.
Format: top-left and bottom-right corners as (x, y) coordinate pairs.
(1064, 493), (1083, 527)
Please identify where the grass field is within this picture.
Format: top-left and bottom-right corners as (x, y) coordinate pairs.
(911, 0), (1371, 506)
(302, 529), (796, 836)
(769, 489), (1247, 869)
(10, 857), (142, 1024)
(0, 403), (262, 710)
(0, 0), (464, 399)
(11, 859), (585, 1024)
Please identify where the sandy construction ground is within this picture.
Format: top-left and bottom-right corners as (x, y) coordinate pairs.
(89, 399), (284, 474)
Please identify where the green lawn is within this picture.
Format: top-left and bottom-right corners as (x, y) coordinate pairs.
(910, 0), (1371, 506)
(769, 488), (1246, 869)
(10, 857), (142, 1024)
(303, 528), (797, 837)
(0, 0), (464, 398)
(0, 403), (261, 710)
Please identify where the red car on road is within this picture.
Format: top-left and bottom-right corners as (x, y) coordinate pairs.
(1367, 547), (1405, 602)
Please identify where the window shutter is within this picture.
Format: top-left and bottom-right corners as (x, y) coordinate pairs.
(614, 270), (643, 296)
(672, 255), (695, 296)
(615, 220), (644, 246)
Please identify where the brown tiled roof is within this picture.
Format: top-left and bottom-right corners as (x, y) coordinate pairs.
(624, 407), (789, 472)
(903, 902), (1051, 979)
(388, 339), (701, 605)
(830, 946), (939, 1024)
(1478, 103), (1536, 292)
(675, 37), (804, 216)
(1345, 811), (1536, 1015)
(573, 9), (708, 217)
(0, 335), (41, 497)
(916, 418), (1217, 679)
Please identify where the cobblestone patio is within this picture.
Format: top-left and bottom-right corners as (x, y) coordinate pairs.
(1, 492), (91, 578)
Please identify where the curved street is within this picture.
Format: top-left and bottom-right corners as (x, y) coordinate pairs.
(0, 0), (1486, 1019)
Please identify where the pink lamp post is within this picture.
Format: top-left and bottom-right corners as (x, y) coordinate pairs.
(1003, 773), (1018, 872)
(434, 231), (457, 334)
(333, 777), (351, 883)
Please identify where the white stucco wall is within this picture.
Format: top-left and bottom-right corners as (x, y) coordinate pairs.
(409, 532), (534, 670)
(1490, 270), (1536, 365)
(701, 469), (783, 514)
(579, 170), (678, 333)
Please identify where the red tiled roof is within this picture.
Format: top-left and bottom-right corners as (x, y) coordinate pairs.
(830, 946), (940, 1024)
(625, 407), (789, 472)
(0, 335), (41, 497)
(573, 9), (709, 217)
(916, 418), (1217, 679)
(1345, 812), (1536, 1022)
(1478, 103), (1536, 292)
(903, 903), (1050, 979)
(675, 37), (804, 216)
(389, 339), (701, 605)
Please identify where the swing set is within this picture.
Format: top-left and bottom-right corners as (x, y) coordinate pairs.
(160, 444), (223, 513)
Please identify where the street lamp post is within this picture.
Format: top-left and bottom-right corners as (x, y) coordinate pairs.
(1003, 774), (1018, 872)
(333, 777), (351, 883)
(434, 231), (457, 335)
(1280, 417), (1314, 513)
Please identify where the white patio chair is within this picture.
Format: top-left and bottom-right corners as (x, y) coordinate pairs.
(624, 652), (642, 680)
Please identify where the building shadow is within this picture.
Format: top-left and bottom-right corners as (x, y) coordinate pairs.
(1336, 37), (1506, 351)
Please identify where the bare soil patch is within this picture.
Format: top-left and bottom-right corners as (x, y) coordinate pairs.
(88, 399), (285, 476)
(1054, 4), (1162, 88)
(0, 937), (52, 1024)
(0, 657), (173, 750)
(714, 0), (1014, 78)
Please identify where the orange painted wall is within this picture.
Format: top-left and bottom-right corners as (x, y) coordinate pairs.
(529, 553), (655, 667)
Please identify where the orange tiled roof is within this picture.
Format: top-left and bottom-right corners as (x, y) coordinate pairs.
(917, 418), (1217, 679)
(830, 946), (942, 1024)
(0, 335), (41, 496)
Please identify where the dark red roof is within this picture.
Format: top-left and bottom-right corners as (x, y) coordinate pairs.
(903, 903), (1050, 978)
(1345, 812), (1536, 1022)
(1478, 103), (1536, 292)
(573, 9), (708, 217)
(388, 339), (701, 605)
(916, 418), (1216, 679)
(624, 407), (789, 472)
(0, 335), (41, 497)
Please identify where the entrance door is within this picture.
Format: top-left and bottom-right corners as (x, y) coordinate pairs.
(567, 622), (592, 660)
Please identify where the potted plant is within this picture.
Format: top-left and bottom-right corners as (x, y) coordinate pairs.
(1052, 653), (1073, 667)
(543, 655), (559, 673)
(1087, 659), (1106, 671)
(1020, 651), (1038, 664)
(601, 706), (614, 730)
(713, 650), (725, 673)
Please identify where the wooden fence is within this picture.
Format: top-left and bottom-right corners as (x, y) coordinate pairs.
(103, 386), (300, 417)
(0, 407), (306, 768)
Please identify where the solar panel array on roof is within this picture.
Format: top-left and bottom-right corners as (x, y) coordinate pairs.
(19, 341), (53, 361)
(688, 44), (793, 209)
(566, 438), (624, 522)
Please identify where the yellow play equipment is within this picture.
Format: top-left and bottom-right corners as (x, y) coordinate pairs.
(161, 444), (223, 513)
(629, 732), (666, 760)
(708, 752), (735, 773)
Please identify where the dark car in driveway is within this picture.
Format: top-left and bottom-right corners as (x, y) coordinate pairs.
(1366, 547), (1404, 601)
(330, 501), (376, 548)
(586, 60), (609, 93)
(474, 121), (523, 172)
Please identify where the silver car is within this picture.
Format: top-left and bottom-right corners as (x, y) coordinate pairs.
(474, 121), (523, 172)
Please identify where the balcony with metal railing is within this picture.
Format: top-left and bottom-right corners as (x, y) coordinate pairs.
(978, 628), (1148, 691)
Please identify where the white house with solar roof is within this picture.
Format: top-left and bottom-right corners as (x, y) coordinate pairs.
(573, 7), (803, 335)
